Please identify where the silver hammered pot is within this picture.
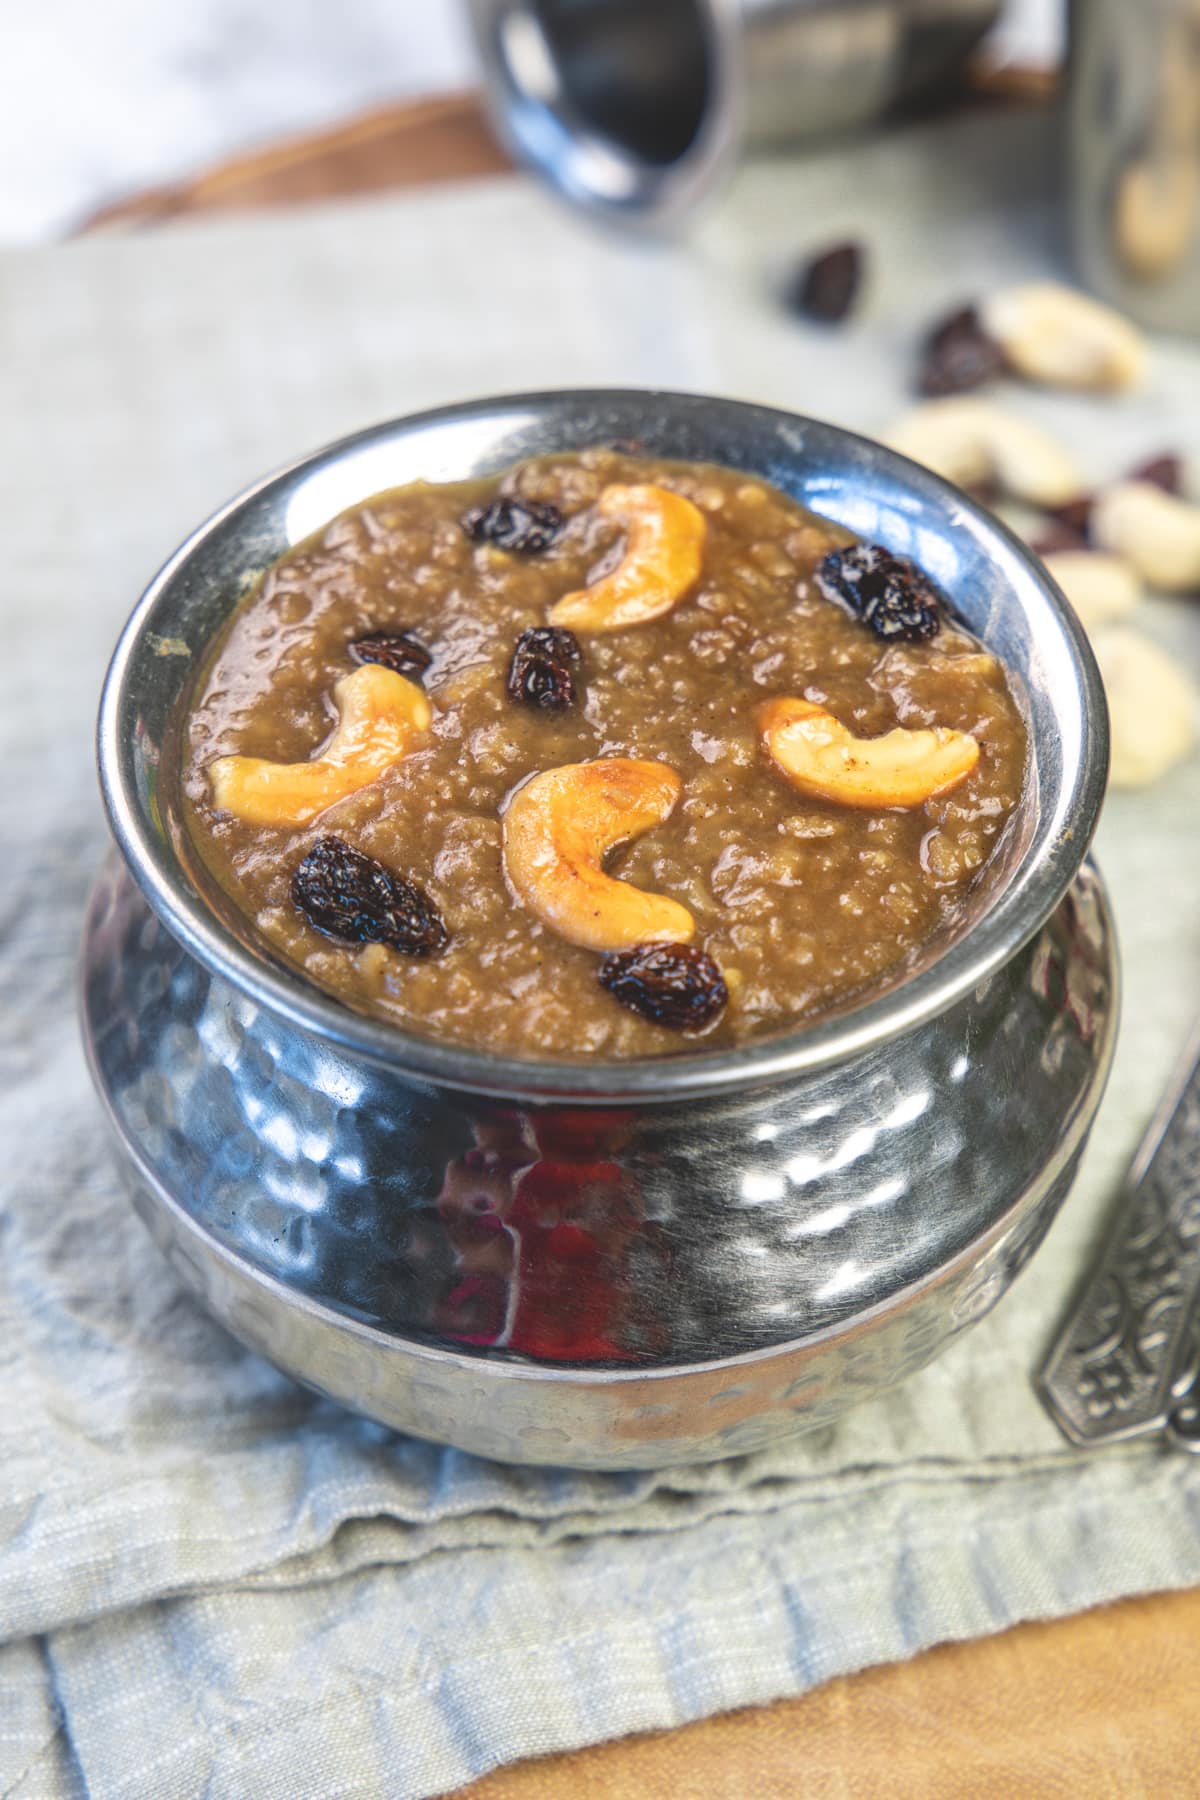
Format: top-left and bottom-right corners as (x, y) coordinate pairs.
(84, 390), (1116, 1469)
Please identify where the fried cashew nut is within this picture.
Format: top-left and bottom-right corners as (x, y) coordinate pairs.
(209, 663), (431, 826)
(502, 757), (694, 951)
(548, 484), (706, 633)
(759, 697), (979, 810)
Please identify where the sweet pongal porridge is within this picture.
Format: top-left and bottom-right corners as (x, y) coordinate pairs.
(182, 447), (1028, 1057)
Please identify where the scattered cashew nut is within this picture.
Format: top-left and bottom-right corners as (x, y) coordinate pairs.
(209, 663), (431, 826)
(548, 484), (706, 633)
(978, 282), (1147, 391)
(887, 399), (1083, 507)
(501, 758), (693, 952)
(1091, 627), (1197, 788)
(1040, 551), (1143, 632)
(1091, 480), (1200, 593)
(1115, 155), (1200, 280)
(759, 697), (979, 810)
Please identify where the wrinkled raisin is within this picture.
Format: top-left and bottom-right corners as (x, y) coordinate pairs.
(599, 943), (728, 1032)
(785, 241), (864, 324)
(917, 305), (1007, 397)
(815, 544), (944, 642)
(506, 626), (581, 711)
(1128, 452), (1183, 494)
(348, 630), (433, 680)
(462, 496), (563, 554)
(1046, 494), (1093, 539)
(1031, 520), (1088, 557)
(292, 836), (448, 957)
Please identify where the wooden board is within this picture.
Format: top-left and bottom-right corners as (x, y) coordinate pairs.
(80, 93), (512, 233)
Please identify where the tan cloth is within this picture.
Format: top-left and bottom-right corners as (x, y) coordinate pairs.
(0, 90), (1188, 1800)
(459, 1588), (1200, 1800)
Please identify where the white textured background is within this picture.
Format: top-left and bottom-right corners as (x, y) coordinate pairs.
(3, 0), (1063, 241)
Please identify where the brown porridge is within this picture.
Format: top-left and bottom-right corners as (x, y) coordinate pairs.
(182, 448), (1028, 1058)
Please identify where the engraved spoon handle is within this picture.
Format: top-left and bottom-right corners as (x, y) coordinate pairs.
(1038, 1023), (1200, 1448)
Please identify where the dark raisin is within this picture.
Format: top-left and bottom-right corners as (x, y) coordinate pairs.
(1031, 521), (1089, 557)
(506, 626), (581, 711)
(1128, 452), (1183, 494)
(785, 241), (864, 324)
(609, 437), (646, 455)
(599, 943), (728, 1032)
(348, 631), (433, 680)
(462, 496), (563, 554)
(1046, 494), (1093, 539)
(292, 836), (448, 957)
(815, 544), (944, 642)
(917, 305), (1007, 397)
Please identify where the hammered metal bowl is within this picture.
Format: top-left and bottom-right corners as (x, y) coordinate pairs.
(83, 391), (1116, 1468)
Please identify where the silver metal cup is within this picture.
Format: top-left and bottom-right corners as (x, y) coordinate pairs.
(1067, 0), (1200, 333)
(467, 0), (1001, 221)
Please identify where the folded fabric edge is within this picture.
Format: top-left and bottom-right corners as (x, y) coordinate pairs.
(0, 1435), (1151, 1647)
(21, 1448), (1200, 1800)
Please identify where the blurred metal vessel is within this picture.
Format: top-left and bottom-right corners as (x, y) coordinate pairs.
(1068, 0), (1200, 333)
(85, 390), (1115, 1470)
(467, 0), (1001, 220)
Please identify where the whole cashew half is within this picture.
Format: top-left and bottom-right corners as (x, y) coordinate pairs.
(1039, 550), (1143, 632)
(979, 282), (1147, 392)
(210, 663), (431, 826)
(759, 697), (979, 810)
(887, 399), (1083, 508)
(502, 757), (694, 951)
(1092, 627), (1197, 788)
(548, 484), (706, 633)
(1091, 480), (1200, 593)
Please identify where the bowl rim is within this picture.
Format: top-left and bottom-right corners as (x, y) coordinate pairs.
(97, 388), (1110, 1103)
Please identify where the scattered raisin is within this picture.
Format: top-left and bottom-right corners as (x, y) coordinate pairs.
(348, 630), (433, 680)
(1030, 521), (1089, 557)
(1034, 460), (1180, 554)
(292, 836), (448, 957)
(506, 626), (581, 711)
(462, 496), (563, 554)
(1046, 494), (1093, 540)
(917, 305), (1007, 397)
(785, 241), (864, 324)
(609, 437), (646, 455)
(1128, 452), (1183, 494)
(815, 544), (944, 642)
(599, 942), (728, 1032)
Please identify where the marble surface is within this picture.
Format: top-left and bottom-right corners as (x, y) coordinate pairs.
(2, 0), (1063, 242)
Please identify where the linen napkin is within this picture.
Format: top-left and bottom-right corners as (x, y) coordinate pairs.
(3, 107), (1200, 1799)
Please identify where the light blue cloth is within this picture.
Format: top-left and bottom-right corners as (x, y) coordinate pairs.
(3, 108), (1200, 1799)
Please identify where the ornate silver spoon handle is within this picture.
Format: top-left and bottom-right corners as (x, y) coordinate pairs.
(1038, 1023), (1200, 1448)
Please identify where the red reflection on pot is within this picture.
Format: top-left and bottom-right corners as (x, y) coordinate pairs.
(436, 1109), (661, 1361)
